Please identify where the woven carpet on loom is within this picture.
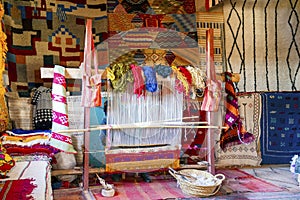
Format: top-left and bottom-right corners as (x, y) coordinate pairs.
(223, 0), (300, 92)
(260, 92), (300, 164)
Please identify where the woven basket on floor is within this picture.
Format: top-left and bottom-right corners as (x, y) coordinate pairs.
(169, 169), (225, 197)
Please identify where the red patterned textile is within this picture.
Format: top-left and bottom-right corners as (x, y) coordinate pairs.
(105, 146), (180, 173)
(0, 179), (37, 200)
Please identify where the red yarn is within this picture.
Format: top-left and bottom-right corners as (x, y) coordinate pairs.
(130, 64), (146, 98)
(178, 66), (193, 85)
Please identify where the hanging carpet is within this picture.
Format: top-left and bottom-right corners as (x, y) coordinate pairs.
(223, 0), (300, 92)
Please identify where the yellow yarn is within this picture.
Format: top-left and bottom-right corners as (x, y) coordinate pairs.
(109, 63), (133, 92)
(0, 3), (9, 131)
(106, 67), (115, 80)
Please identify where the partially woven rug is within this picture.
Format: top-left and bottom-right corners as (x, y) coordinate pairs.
(223, 0), (300, 92)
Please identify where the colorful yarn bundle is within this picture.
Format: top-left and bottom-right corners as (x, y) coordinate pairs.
(109, 63), (133, 92)
(143, 66), (158, 92)
(186, 65), (206, 90)
(0, 3), (8, 131)
(131, 64), (146, 97)
(178, 66), (193, 85)
(106, 63), (208, 100)
(154, 64), (172, 78)
(50, 65), (77, 153)
(171, 66), (190, 96)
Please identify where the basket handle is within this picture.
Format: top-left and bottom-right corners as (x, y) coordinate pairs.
(211, 183), (222, 196)
(214, 174), (225, 181)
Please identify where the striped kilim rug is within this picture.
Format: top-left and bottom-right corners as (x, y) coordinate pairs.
(92, 175), (191, 200)
(91, 168), (287, 200)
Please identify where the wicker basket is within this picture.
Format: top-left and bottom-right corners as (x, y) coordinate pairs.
(169, 169), (225, 197)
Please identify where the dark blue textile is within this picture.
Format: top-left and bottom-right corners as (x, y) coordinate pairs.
(260, 92), (300, 164)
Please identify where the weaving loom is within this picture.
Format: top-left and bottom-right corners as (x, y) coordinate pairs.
(105, 79), (183, 172)
(39, 21), (225, 190)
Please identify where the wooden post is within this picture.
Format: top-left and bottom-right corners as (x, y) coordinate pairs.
(206, 28), (216, 175)
(83, 107), (90, 191)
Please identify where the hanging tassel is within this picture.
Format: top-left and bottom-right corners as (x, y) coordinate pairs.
(154, 64), (172, 78)
(171, 66), (190, 96)
(143, 66), (158, 92)
(131, 64), (145, 98)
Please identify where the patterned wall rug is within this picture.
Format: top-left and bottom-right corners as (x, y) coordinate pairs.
(223, 0), (300, 92)
(215, 92), (262, 167)
(3, 0), (198, 92)
(260, 92), (300, 164)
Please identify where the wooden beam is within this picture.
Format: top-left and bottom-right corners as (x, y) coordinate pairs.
(41, 66), (240, 82)
(52, 167), (105, 176)
(40, 67), (85, 79)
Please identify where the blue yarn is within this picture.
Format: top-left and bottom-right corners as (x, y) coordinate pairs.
(154, 64), (172, 78)
(143, 66), (158, 92)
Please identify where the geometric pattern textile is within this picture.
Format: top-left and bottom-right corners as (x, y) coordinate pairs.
(50, 65), (76, 153)
(31, 86), (52, 130)
(205, 0), (223, 11)
(3, 0), (198, 91)
(0, 3), (9, 131)
(223, 0), (300, 92)
(260, 92), (300, 164)
(216, 92), (262, 167)
(196, 12), (225, 73)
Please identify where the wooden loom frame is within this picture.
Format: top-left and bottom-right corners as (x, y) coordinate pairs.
(41, 27), (240, 192)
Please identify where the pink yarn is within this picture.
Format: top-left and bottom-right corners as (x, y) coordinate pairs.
(130, 64), (146, 98)
(175, 79), (185, 94)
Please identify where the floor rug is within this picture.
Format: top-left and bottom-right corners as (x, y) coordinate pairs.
(241, 167), (300, 193)
(91, 168), (287, 200)
(217, 168), (287, 193)
(91, 174), (191, 200)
